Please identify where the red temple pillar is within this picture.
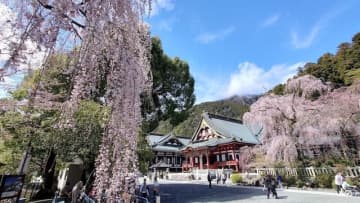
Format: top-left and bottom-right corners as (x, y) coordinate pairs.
(206, 151), (210, 169)
(199, 154), (203, 169)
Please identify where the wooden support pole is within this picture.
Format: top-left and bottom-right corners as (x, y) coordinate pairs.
(206, 151), (210, 169)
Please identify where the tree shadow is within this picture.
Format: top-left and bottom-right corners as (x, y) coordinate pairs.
(277, 195), (288, 199)
(158, 183), (269, 203)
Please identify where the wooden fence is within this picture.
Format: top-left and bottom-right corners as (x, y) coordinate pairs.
(256, 166), (360, 177)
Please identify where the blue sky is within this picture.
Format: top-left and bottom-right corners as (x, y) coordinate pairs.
(148, 0), (360, 103)
(1, 0), (360, 103)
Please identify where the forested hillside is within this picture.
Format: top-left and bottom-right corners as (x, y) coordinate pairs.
(153, 95), (258, 137)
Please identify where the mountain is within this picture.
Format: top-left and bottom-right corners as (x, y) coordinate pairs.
(153, 95), (259, 137)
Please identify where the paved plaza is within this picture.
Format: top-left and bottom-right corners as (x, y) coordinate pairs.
(157, 181), (359, 203)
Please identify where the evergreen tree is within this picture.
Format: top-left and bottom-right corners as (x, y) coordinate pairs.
(142, 37), (195, 132)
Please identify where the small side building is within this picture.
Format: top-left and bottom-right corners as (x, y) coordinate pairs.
(146, 133), (190, 173)
(181, 112), (261, 172)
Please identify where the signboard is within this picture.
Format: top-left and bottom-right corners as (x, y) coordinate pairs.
(0, 175), (25, 200)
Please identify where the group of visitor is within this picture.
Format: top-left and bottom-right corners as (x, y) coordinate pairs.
(334, 172), (359, 195)
(263, 174), (279, 199)
(207, 171), (228, 188)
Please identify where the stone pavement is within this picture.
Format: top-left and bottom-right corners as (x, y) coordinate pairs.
(156, 180), (359, 203)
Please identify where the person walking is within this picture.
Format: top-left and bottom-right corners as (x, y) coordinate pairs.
(264, 175), (278, 199)
(207, 172), (212, 188)
(216, 172), (221, 184)
(222, 172), (227, 184)
(277, 174), (283, 189)
(335, 172), (344, 194)
(270, 176), (278, 199)
(140, 178), (150, 201)
(153, 176), (160, 196)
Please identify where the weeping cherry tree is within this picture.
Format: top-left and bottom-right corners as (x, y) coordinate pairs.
(0, 0), (153, 198)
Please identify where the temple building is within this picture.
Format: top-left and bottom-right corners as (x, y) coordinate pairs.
(146, 133), (190, 172)
(181, 112), (261, 172)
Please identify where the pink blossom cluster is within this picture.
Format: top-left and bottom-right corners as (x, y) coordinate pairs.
(244, 75), (360, 164)
(1, 0), (153, 199)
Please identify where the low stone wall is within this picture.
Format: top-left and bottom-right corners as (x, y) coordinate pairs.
(167, 172), (192, 181)
(164, 169), (234, 182)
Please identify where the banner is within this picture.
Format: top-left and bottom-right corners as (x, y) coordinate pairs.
(0, 175), (25, 200)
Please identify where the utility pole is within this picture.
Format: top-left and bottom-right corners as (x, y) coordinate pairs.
(18, 140), (32, 175)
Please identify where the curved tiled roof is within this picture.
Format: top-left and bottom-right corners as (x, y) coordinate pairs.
(203, 113), (261, 144)
(146, 133), (191, 152)
(184, 112), (261, 150)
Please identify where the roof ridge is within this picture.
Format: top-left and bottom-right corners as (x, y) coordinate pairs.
(176, 135), (191, 139)
(149, 132), (165, 136)
(156, 133), (173, 145)
(206, 112), (243, 124)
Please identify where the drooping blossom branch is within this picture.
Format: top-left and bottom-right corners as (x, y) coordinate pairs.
(1, 0), (153, 198)
(244, 75), (360, 165)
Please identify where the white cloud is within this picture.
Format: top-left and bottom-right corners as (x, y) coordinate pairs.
(150, 0), (175, 17)
(196, 26), (235, 44)
(290, 4), (349, 49)
(194, 72), (227, 104)
(291, 25), (321, 49)
(261, 14), (280, 27)
(224, 61), (306, 97)
(193, 61), (305, 103)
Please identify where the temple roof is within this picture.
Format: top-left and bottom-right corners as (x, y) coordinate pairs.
(147, 133), (165, 146)
(146, 133), (191, 152)
(149, 161), (172, 169)
(184, 112), (261, 150)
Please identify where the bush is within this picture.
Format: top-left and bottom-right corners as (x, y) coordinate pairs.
(347, 177), (360, 187)
(308, 177), (318, 188)
(315, 174), (333, 188)
(296, 179), (305, 188)
(283, 176), (296, 187)
(231, 173), (243, 184)
(272, 84), (285, 95)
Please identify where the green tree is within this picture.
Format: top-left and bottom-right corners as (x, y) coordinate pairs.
(0, 100), (108, 175)
(11, 54), (73, 102)
(271, 84), (285, 95)
(1, 53), (107, 175)
(300, 32), (360, 85)
(139, 37), (196, 173)
(2, 36), (195, 176)
(137, 131), (154, 174)
(143, 37), (195, 131)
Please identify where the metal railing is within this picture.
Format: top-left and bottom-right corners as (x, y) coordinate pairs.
(256, 166), (360, 177)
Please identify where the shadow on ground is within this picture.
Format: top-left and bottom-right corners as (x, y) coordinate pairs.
(277, 195), (288, 199)
(159, 183), (270, 203)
